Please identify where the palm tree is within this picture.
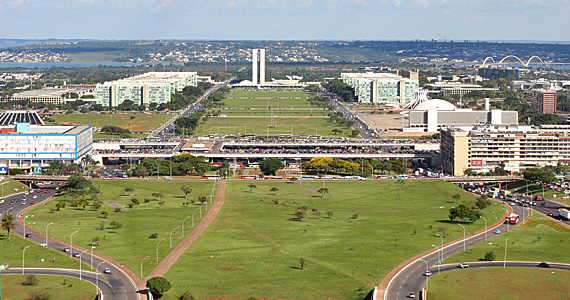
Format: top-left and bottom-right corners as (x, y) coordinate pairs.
(1, 214), (16, 241)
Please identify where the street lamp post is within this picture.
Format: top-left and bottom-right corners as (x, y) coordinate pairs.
(140, 256), (151, 279)
(182, 216), (192, 237)
(70, 231), (78, 258)
(91, 241), (99, 270)
(435, 234), (444, 262)
(192, 207), (200, 227)
(45, 222), (54, 247)
(79, 250), (88, 281)
(480, 216), (488, 242)
(432, 245), (440, 274)
(96, 261), (105, 296)
(170, 226), (180, 249)
(458, 224), (466, 251)
(22, 246), (30, 275)
(418, 258), (429, 292)
(504, 238), (508, 268)
(23, 215), (31, 239)
(156, 238), (166, 262)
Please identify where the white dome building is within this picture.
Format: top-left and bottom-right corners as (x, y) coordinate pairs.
(414, 99), (456, 111)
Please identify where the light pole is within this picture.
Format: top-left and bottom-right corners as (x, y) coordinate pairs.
(192, 207), (201, 227)
(79, 250), (88, 281)
(182, 216), (192, 237)
(91, 241), (99, 270)
(22, 246), (30, 275)
(156, 238), (166, 262)
(5, 207), (13, 217)
(432, 244), (440, 274)
(170, 226), (180, 249)
(418, 258), (429, 292)
(96, 261), (105, 296)
(480, 216), (488, 242)
(435, 234), (444, 262)
(45, 222), (53, 247)
(23, 215), (31, 239)
(504, 238), (508, 268)
(70, 231), (78, 258)
(458, 224), (466, 251)
(140, 256), (151, 279)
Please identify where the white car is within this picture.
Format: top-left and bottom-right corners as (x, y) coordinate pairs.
(458, 263), (469, 268)
(103, 268), (111, 274)
(423, 270), (432, 276)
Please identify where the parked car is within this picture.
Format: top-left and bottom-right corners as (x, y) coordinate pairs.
(538, 262), (551, 268)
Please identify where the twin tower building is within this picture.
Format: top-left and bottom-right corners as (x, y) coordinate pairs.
(251, 49), (266, 85)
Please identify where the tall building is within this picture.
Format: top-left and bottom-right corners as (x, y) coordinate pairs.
(440, 125), (569, 176)
(531, 90), (557, 114)
(0, 123), (92, 173)
(340, 72), (419, 106)
(96, 72), (197, 107)
(251, 49), (266, 85)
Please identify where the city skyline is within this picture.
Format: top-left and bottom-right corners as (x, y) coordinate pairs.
(1, 0), (569, 42)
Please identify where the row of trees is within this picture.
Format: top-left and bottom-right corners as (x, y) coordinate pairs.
(322, 80), (355, 102)
(300, 157), (409, 176)
(127, 154), (215, 177)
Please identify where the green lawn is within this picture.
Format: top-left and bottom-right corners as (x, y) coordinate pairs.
(25, 180), (218, 278)
(0, 275), (96, 300)
(227, 90), (312, 99)
(0, 232), (87, 270)
(195, 117), (353, 136)
(208, 109), (329, 116)
(49, 113), (172, 131)
(428, 267), (570, 300)
(160, 181), (504, 300)
(442, 214), (570, 264)
(223, 97), (318, 109)
(1, 179), (30, 198)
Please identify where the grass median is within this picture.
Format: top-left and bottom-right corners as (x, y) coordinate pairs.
(24, 180), (218, 278)
(49, 113), (171, 132)
(0, 275), (96, 300)
(427, 267), (570, 300)
(160, 180), (504, 300)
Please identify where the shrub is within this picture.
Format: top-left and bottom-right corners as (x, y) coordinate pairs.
(483, 251), (496, 261)
(144, 198), (152, 203)
(114, 208), (122, 212)
(149, 233), (158, 239)
(110, 221), (122, 229)
(127, 202), (135, 208)
(100, 210), (109, 218)
(29, 290), (51, 300)
(131, 198), (140, 205)
(351, 214), (359, 219)
(178, 291), (196, 300)
(22, 275), (39, 286)
(92, 201), (102, 209)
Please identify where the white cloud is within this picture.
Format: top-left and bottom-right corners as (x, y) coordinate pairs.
(227, 0), (235, 6)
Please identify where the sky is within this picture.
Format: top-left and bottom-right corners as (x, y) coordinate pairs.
(1, 0), (569, 41)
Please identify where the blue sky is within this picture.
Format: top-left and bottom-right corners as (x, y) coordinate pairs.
(1, 0), (569, 41)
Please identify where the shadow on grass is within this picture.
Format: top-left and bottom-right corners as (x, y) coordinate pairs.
(290, 266), (302, 270)
(435, 219), (470, 224)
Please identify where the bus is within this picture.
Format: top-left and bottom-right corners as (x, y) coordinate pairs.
(264, 176), (283, 180)
(239, 175), (259, 180)
(202, 175), (221, 180)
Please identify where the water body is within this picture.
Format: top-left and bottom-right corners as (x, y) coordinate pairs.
(0, 62), (184, 69)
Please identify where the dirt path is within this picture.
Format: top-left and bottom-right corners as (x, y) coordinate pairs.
(106, 200), (129, 211)
(143, 180), (227, 281)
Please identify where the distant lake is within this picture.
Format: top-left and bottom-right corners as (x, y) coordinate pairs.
(0, 62), (184, 68)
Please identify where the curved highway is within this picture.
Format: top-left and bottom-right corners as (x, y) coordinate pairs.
(1, 184), (140, 300)
(384, 202), (527, 300)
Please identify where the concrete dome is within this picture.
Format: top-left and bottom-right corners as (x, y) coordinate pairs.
(414, 99), (456, 111)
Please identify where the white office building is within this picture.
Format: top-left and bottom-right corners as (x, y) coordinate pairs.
(341, 72), (419, 106)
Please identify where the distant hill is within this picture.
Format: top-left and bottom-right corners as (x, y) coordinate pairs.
(0, 39), (88, 49)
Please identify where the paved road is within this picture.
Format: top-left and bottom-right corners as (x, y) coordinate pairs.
(2, 184), (141, 300)
(385, 203), (526, 300)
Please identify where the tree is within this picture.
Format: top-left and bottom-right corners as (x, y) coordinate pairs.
(317, 188), (329, 198)
(270, 187), (279, 195)
(299, 258), (306, 270)
(247, 184), (257, 193)
(475, 196), (492, 210)
(146, 277), (172, 299)
(110, 221), (122, 229)
(522, 168), (556, 183)
(55, 201), (66, 211)
(259, 158), (284, 176)
(152, 193), (164, 201)
(289, 177), (298, 183)
(295, 208), (307, 221)
(313, 210), (322, 219)
(452, 193), (461, 202)
(1, 214), (16, 241)
(181, 186), (192, 198)
(101, 210), (109, 218)
(448, 204), (481, 223)
(326, 210), (334, 218)
(78, 198), (89, 210)
(483, 251), (496, 261)
(198, 196), (207, 204)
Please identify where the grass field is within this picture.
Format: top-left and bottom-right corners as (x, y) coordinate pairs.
(208, 109), (329, 116)
(0, 231), (88, 270)
(49, 113), (171, 131)
(223, 97), (318, 109)
(442, 214), (570, 264)
(226, 90), (312, 99)
(160, 181), (504, 300)
(0, 275), (96, 300)
(1, 178), (30, 198)
(25, 180), (218, 278)
(196, 117), (353, 136)
(428, 267), (570, 300)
